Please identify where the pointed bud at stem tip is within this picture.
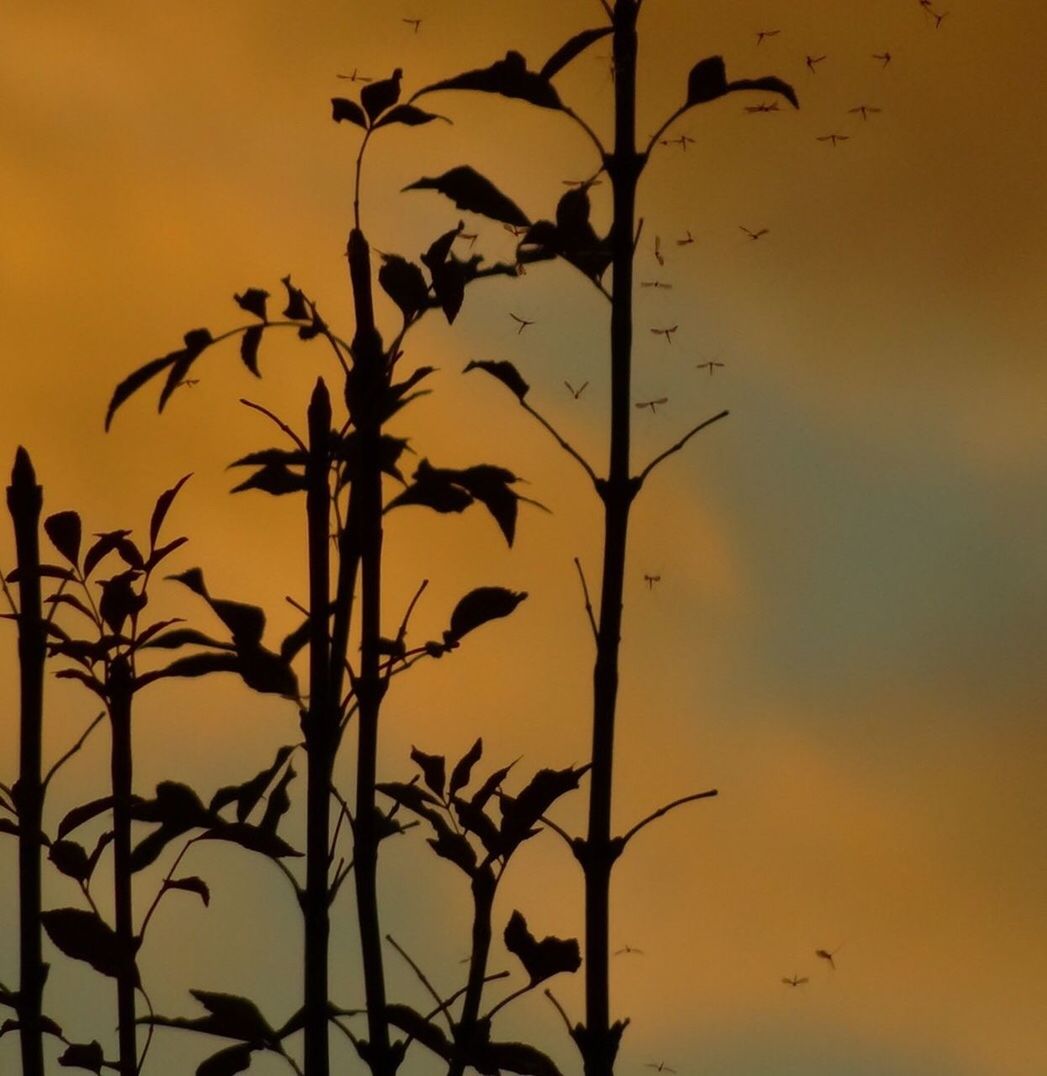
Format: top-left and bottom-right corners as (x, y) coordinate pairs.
(8, 446), (42, 512)
(309, 378), (332, 422)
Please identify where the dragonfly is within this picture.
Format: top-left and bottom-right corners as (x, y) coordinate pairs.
(564, 380), (589, 399)
(695, 360), (725, 376)
(174, 378), (200, 391)
(745, 101), (781, 113)
(817, 133), (850, 146)
(643, 574), (661, 590)
(614, 944), (645, 956)
(848, 104), (882, 120)
(872, 51), (892, 67)
(676, 229), (696, 246)
(503, 223), (527, 238)
(562, 178), (603, 188)
(782, 974), (809, 987)
(640, 280), (672, 289)
(755, 29), (781, 45)
(646, 1064), (676, 1074)
(636, 397), (668, 414)
(815, 946), (843, 969)
(402, 17), (422, 33)
(660, 134), (694, 151)
(653, 235), (664, 266)
(740, 225), (769, 240)
(805, 54), (827, 73)
(509, 313), (534, 334)
(650, 325), (678, 344)
(336, 68), (372, 83)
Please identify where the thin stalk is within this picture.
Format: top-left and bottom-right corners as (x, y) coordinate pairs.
(447, 871), (496, 1076)
(583, 5), (640, 1075)
(7, 447), (46, 1076)
(304, 380), (334, 1076)
(107, 655), (137, 1076)
(346, 225), (396, 1076)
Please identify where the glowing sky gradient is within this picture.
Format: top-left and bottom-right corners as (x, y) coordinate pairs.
(2, 2), (1046, 1073)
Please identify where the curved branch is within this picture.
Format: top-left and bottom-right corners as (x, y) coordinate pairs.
(43, 711), (105, 789)
(620, 789), (718, 847)
(519, 398), (601, 489)
(643, 102), (690, 158)
(636, 410), (729, 486)
(385, 934), (453, 1033)
(239, 398), (306, 452)
(573, 557), (598, 643)
(561, 104), (607, 161)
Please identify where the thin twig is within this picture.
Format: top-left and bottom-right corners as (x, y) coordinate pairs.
(643, 102), (691, 158)
(422, 971), (509, 1026)
(239, 398), (307, 452)
(519, 399), (600, 488)
(137, 835), (201, 940)
(330, 1016), (362, 1047)
(561, 104), (607, 161)
(573, 557), (599, 642)
(544, 989), (574, 1037)
(538, 811), (578, 855)
(484, 981), (535, 1021)
(636, 410), (729, 486)
(385, 934), (454, 1033)
(43, 712), (105, 789)
(328, 857), (355, 907)
(136, 983), (156, 1075)
(620, 788), (718, 846)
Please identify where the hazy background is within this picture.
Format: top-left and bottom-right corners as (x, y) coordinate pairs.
(2, 1), (1045, 1073)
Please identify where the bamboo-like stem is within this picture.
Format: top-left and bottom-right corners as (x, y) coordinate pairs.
(7, 448), (46, 1076)
(304, 379), (334, 1076)
(584, 5), (640, 1074)
(346, 225), (397, 1076)
(107, 655), (138, 1076)
(446, 870), (496, 1076)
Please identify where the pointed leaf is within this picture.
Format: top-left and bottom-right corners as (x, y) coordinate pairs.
(686, 55), (799, 110)
(449, 738), (483, 797)
(199, 821), (302, 860)
(106, 353), (181, 431)
(361, 68), (403, 122)
(280, 276), (309, 320)
(158, 329), (214, 414)
(49, 840), (91, 882)
(240, 326), (264, 377)
(540, 27), (613, 80)
(445, 587), (527, 645)
(83, 529), (133, 579)
(234, 288), (269, 321)
(463, 360), (529, 400)
(58, 797), (114, 840)
(417, 51), (562, 110)
(404, 166), (530, 228)
(726, 74), (799, 109)
(198, 1044), (254, 1076)
(41, 908), (139, 984)
(230, 464), (307, 496)
(374, 104), (448, 128)
(44, 511), (82, 567)
(427, 828), (477, 876)
(504, 910), (581, 986)
(164, 876), (211, 907)
(58, 1040), (106, 1073)
(140, 627), (233, 650)
(331, 97), (368, 128)
(259, 766), (295, 834)
(210, 745), (296, 819)
(149, 474), (192, 550)
(410, 747), (446, 798)
(378, 255), (430, 321)
(431, 259), (466, 324)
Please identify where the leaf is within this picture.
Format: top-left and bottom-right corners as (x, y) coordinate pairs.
(385, 1004), (453, 1061)
(157, 329), (214, 414)
(375, 781), (443, 825)
(129, 781), (214, 870)
(58, 1040), (106, 1073)
(686, 55), (798, 110)
(210, 745), (296, 819)
(167, 569), (264, 648)
(143, 989), (273, 1045)
(140, 627), (233, 650)
(137, 651), (241, 689)
(480, 1040), (565, 1076)
(5, 564), (76, 584)
(106, 354), (181, 431)
(449, 738), (483, 797)
(280, 276), (309, 320)
(146, 535), (189, 571)
(149, 474), (192, 550)
(445, 587), (527, 645)
(499, 765), (588, 850)
(453, 464), (522, 547)
(54, 669), (107, 700)
(98, 569), (145, 633)
(379, 255), (430, 322)
(452, 796), (501, 857)
(164, 876), (210, 907)
(410, 747), (446, 798)
(540, 26), (613, 80)
(259, 766), (295, 834)
(41, 907), (139, 984)
(431, 259), (466, 324)
(404, 166), (530, 228)
(45, 592), (96, 622)
(385, 464), (474, 516)
(49, 840), (91, 882)
(240, 326), (264, 377)
(503, 910), (581, 986)
(427, 827), (477, 875)
(199, 821), (302, 861)
(82, 529), (133, 579)
(236, 646), (299, 698)
(417, 51), (562, 111)
(198, 1044), (254, 1076)
(58, 797), (115, 840)
(374, 104), (448, 128)
(331, 97), (368, 128)
(421, 223), (463, 275)
(463, 360), (530, 400)
(472, 762), (516, 810)
(361, 68), (403, 122)
(44, 511), (82, 567)
(233, 288), (269, 321)
(230, 464), (307, 496)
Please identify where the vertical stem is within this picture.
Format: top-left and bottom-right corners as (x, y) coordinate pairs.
(108, 656), (137, 1076)
(305, 380), (334, 1076)
(346, 226), (396, 1076)
(447, 871), (496, 1076)
(7, 448), (46, 1076)
(584, 5), (639, 1075)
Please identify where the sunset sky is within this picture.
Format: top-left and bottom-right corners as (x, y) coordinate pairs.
(2, 2), (1045, 1074)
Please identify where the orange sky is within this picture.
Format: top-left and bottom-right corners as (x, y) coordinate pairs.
(2, 2), (1046, 1073)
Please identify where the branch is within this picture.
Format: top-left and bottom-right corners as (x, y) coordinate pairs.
(519, 398), (600, 489)
(560, 104), (607, 161)
(239, 398), (306, 452)
(539, 811), (578, 855)
(620, 788), (718, 847)
(636, 410), (729, 486)
(328, 856), (355, 906)
(385, 934), (454, 1033)
(544, 989), (574, 1037)
(573, 557), (598, 642)
(43, 711), (105, 789)
(643, 102), (690, 158)
(483, 981), (536, 1022)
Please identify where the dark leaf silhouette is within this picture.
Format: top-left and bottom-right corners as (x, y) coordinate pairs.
(445, 587), (527, 645)
(504, 910), (581, 986)
(58, 1040), (106, 1073)
(431, 259), (466, 324)
(5, 564), (76, 584)
(0, 1015), (64, 1040)
(540, 27), (613, 80)
(280, 276), (309, 321)
(449, 737), (483, 796)
(378, 255), (430, 321)
(375, 781), (443, 826)
(686, 55), (798, 109)
(44, 511), (82, 567)
(404, 166), (530, 228)
(137, 651), (241, 690)
(500, 765), (588, 848)
(53, 670), (106, 701)
(230, 463), (308, 496)
(129, 781), (213, 870)
(331, 97), (368, 128)
(410, 747), (446, 798)
(200, 821), (301, 861)
(386, 463), (474, 516)
(417, 51), (563, 111)
(453, 796), (501, 856)
(385, 1004), (453, 1061)
(147, 535), (189, 571)
(374, 104), (448, 129)
(482, 1040), (565, 1076)
(41, 908), (139, 985)
(105, 356), (178, 431)
(234, 288), (269, 321)
(463, 360), (530, 400)
(197, 1044), (255, 1076)
(158, 329), (215, 414)
(168, 569), (264, 648)
(48, 840), (91, 882)
(98, 570), (145, 634)
(83, 530), (132, 579)
(453, 464), (522, 546)
(143, 989), (273, 1045)
(113, 535), (145, 569)
(149, 473), (192, 550)
(427, 826), (477, 875)
(164, 876), (211, 907)
(45, 593), (96, 622)
(141, 626), (233, 650)
(210, 745), (296, 820)
(361, 68), (403, 122)
(470, 762), (518, 810)
(240, 325), (264, 377)
(422, 223), (463, 274)
(259, 766), (295, 834)
(58, 796), (115, 840)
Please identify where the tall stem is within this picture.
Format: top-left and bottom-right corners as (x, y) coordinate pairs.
(108, 656), (137, 1076)
(7, 448), (46, 1076)
(584, 5), (639, 1075)
(447, 871), (496, 1076)
(304, 380), (334, 1076)
(346, 226), (396, 1076)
